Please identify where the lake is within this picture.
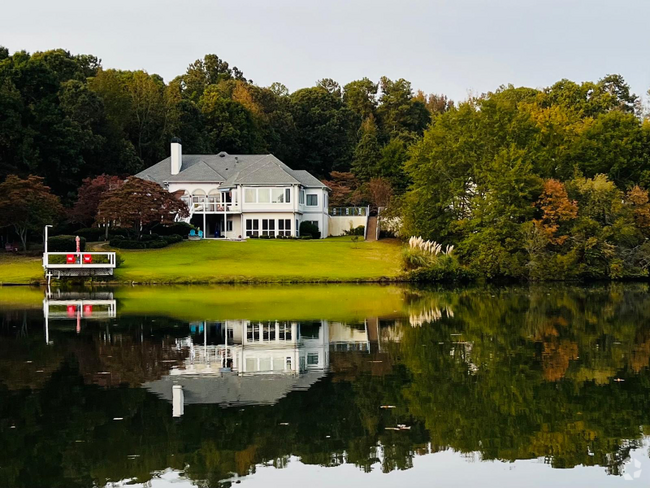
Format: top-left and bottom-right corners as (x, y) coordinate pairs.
(1, 283), (650, 487)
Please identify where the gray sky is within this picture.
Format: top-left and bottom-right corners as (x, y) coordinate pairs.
(2, 0), (649, 102)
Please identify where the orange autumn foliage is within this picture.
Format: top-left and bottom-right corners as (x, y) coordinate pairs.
(533, 179), (578, 245)
(626, 185), (650, 235)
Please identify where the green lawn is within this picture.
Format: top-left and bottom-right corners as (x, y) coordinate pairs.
(0, 254), (43, 285)
(0, 237), (404, 284)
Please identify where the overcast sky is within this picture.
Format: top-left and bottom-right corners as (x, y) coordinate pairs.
(2, 0), (649, 102)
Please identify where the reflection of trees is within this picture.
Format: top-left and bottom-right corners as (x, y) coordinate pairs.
(399, 284), (650, 474)
(3, 286), (650, 487)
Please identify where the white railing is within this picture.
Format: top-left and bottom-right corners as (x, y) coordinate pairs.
(329, 206), (368, 216)
(181, 196), (240, 214)
(43, 252), (116, 270)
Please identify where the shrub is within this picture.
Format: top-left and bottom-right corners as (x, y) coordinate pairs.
(163, 234), (183, 244)
(402, 247), (436, 270)
(73, 227), (106, 241)
(109, 238), (146, 249)
(146, 239), (168, 249)
(140, 233), (161, 242)
(408, 255), (477, 283)
(48, 235), (86, 252)
(153, 222), (195, 237)
(345, 225), (365, 236)
(108, 227), (130, 238)
(299, 221), (321, 239)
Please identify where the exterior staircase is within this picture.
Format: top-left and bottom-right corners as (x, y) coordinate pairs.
(366, 216), (378, 241)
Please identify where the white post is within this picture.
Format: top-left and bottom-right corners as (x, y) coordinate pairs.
(172, 385), (184, 417)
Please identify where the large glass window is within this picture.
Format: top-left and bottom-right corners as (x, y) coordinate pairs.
(307, 353), (319, 365)
(278, 219), (292, 237)
(299, 190), (305, 204)
(258, 188), (270, 203)
(245, 219), (259, 237)
(244, 188), (255, 203)
(262, 219), (276, 237)
(271, 188), (285, 203)
(285, 188), (291, 203)
(306, 194), (318, 206)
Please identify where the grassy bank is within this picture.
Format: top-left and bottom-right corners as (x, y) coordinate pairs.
(0, 237), (403, 285)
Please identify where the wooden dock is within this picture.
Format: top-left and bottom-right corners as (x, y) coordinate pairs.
(42, 252), (117, 283)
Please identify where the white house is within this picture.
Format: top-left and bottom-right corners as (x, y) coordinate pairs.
(136, 138), (332, 239)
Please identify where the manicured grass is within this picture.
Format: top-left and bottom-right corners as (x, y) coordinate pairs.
(112, 237), (403, 284)
(0, 254), (43, 285)
(0, 237), (404, 284)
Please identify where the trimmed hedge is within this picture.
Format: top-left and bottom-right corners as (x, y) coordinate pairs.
(152, 222), (195, 237)
(109, 234), (183, 250)
(109, 238), (145, 249)
(299, 221), (321, 239)
(163, 234), (183, 244)
(48, 235), (86, 252)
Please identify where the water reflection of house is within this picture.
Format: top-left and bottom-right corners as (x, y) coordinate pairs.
(145, 320), (330, 414)
(145, 319), (403, 416)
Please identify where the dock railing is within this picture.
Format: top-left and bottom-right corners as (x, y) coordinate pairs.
(43, 252), (116, 270)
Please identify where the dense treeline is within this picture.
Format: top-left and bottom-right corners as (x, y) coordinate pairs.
(0, 47), (436, 202)
(4, 46), (650, 282)
(400, 77), (650, 280)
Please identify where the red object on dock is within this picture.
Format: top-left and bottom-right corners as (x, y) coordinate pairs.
(67, 305), (76, 317)
(66, 254), (76, 264)
(83, 304), (93, 316)
(83, 254), (93, 264)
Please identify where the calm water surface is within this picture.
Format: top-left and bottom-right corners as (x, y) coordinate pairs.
(1, 284), (650, 487)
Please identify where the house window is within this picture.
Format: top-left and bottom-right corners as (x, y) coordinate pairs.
(299, 190), (305, 204)
(226, 220), (233, 232)
(307, 353), (319, 365)
(296, 219), (299, 236)
(263, 323), (275, 341)
(258, 188), (270, 203)
(306, 194), (318, 206)
(244, 189), (256, 203)
(279, 323), (292, 341)
(278, 219), (291, 236)
(271, 188), (285, 203)
(246, 219), (259, 237)
(262, 219), (275, 237)
(308, 220), (319, 230)
(247, 323), (260, 342)
(286, 188), (291, 203)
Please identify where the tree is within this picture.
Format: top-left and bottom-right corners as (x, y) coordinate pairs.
(96, 178), (188, 238)
(626, 186), (650, 236)
(366, 177), (393, 208)
(533, 179), (578, 245)
(321, 171), (361, 206)
(377, 77), (430, 138)
(351, 115), (381, 181)
(289, 87), (356, 176)
(0, 175), (63, 250)
(343, 78), (378, 120)
(71, 174), (124, 226)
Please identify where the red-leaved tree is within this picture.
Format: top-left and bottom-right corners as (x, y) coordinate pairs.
(71, 174), (124, 226)
(97, 178), (188, 238)
(0, 175), (64, 250)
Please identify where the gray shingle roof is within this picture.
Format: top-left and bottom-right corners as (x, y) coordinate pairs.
(144, 370), (327, 406)
(135, 152), (327, 189)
